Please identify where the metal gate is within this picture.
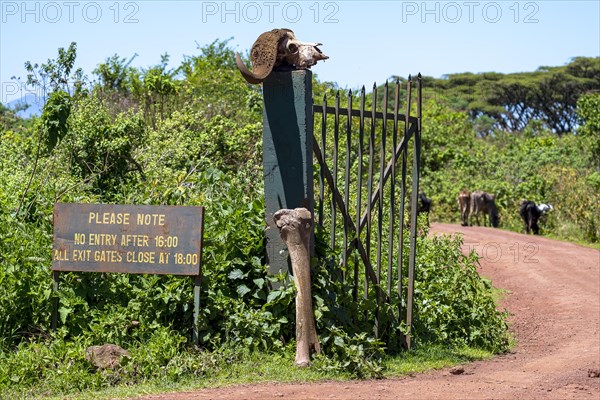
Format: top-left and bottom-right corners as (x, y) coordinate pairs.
(312, 75), (422, 349)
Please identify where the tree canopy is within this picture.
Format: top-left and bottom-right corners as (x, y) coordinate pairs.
(419, 57), (600, 135)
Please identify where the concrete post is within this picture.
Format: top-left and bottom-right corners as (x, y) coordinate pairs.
(262, 70), (314, 276)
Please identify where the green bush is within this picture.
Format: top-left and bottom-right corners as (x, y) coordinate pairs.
(413, 230), (509, 352)
(422, 98), (598, 243)
(0, 212), (53, 349)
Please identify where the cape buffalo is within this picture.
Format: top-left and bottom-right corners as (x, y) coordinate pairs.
(457, 190), (471, 226)
(418, 193), (432, 214)
(520, 200), (553, 234)
(469, 190), (499, 228)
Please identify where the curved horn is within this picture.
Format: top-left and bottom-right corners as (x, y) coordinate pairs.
(235, 53), (262, 84)
(236, 29), (293, 84)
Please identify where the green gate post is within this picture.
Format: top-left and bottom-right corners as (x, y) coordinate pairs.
(262, 70), (314, 276)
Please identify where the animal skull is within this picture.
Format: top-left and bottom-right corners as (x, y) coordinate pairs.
(278, 34), (328, 69)
(236, 29), (328, 84)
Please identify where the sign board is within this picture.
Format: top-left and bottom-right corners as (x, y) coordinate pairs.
(52, 203), (204, 276)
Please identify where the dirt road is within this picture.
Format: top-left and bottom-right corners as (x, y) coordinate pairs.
(138, 224), (600, 400)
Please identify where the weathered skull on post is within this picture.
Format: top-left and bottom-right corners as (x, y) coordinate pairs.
(236, 28), (328, 84)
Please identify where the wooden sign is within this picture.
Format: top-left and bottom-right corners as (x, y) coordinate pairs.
(52, 203), (204, 276)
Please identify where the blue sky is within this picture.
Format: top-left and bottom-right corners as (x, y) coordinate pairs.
(1, 0), (599, 105)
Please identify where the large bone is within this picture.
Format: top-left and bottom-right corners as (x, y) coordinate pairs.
(274, 208), (321, 366)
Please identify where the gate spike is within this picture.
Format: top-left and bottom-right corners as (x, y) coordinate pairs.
(384, 81), (389, 105)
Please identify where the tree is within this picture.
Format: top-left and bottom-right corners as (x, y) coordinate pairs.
(16, 43), (84, 216)
(93, 53), (139, 93)
(40, 90), (71, 151)
(576, 93), (600, 167)
(415, 57), (600, 135)
(22, 42), (86, 98)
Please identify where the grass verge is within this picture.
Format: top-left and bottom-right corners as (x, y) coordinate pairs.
(1, 345), (501, 400)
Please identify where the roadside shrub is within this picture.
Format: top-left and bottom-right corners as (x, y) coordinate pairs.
(0, 331), (102, 394)
(66, 96), (146, 198)
(413, 229), (510, 352)
(314, 327), (385, 379)
(0, 212), (53, 349)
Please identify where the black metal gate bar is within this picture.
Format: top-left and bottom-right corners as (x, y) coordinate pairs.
(398, 146), (408, 348)
(312, 106), (416, 123)
(378, 83), (388, 292)
(388, 81), (400, 300)
(370, 83), (380, 337)
(343, 91), (352, 273)
(367, 84), (377, 321)
(385, 80), (400, 346)
(406, 74), (422, 349)
(318, 94), (328, 229)
(398, 76), (413, 349)
(331, 93), (340, 250)
(357, 87), (366, 305)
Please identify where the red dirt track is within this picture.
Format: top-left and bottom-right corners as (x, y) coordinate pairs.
(136, 223), (600, 400)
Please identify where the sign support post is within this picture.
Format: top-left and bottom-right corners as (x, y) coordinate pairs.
(193, 275), (201, 346)
(51, 271), (59, 331)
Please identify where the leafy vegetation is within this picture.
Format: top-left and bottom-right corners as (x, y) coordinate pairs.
(411, 58), (600, 243)
(0, 40), (596, 398)
(419, 93), (599, 243)
(422, 57), (600, 135)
